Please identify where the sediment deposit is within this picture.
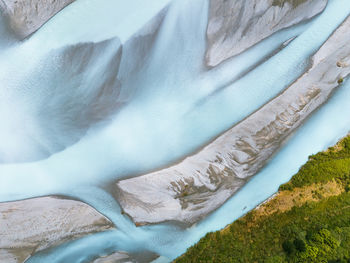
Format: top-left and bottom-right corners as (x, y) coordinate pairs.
(0, 197), (114, 263)
(116, 15), (350, 225)
(0, 0), (75, 38)
(206, 0), (328, 66)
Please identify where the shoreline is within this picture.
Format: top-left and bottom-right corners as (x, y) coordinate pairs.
(175, 134), (350, 262)
(115, 13), (350, 226)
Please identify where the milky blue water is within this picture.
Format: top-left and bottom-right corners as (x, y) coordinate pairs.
(1, 0), (350, 262)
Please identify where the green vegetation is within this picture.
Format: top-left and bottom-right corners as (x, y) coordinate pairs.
(175, 135), (350, 263)
(280, 136), (350, 190)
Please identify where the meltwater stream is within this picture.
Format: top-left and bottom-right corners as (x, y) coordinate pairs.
(1, 0), (350, 262)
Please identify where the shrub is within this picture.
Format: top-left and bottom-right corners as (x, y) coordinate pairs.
(282, 240), (295, 254)
(345, 184), (350, 192)
(294, 238), (306, 252)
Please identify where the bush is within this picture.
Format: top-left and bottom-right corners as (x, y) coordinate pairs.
(306, 229), (320, 241)
(345, 184), (350, 192)
(316, 229), (340, 249)
(294, 238), (306, 252)
(282, 240), (295, 254)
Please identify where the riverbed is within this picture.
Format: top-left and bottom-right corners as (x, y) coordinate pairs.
(1, 0), (350, 262)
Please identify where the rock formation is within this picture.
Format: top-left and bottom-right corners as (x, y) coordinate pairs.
(0, 0), (76, 38)
(0, 197), (114, 263)
(115, 15), (350, 225)
(206, 0), (328, 67)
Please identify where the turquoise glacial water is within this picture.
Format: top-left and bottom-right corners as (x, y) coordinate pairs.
(0, 0), (350, 262)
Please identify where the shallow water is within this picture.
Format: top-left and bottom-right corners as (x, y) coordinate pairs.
(1, 0), (350, 262)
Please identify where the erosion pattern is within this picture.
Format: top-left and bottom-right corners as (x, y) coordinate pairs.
(0, 0), (76, 38)
(0, 39), (123, 163)
(116, 14), (350, 225)
(0, 10), (166, 163)
(0, 197), (114, 263)
(206, 0), (328, 66)
(1, 0), (348, 262)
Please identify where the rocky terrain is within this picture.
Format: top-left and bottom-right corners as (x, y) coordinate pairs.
(115, 14), (350, 225)
(0, 196), (114, 263)
(0, 0), (76, 38)
(206, 0), (328, 66)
